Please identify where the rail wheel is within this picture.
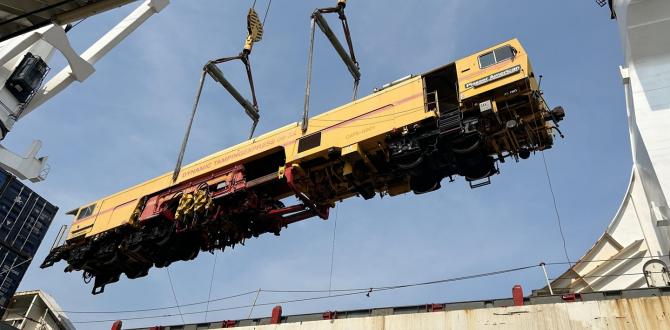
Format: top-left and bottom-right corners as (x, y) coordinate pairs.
(410, 173), (442, 194)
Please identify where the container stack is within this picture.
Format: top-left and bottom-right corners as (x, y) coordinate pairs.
(0, 169), (57, 309)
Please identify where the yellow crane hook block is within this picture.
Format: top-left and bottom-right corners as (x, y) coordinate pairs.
(245, 8), (264, 52)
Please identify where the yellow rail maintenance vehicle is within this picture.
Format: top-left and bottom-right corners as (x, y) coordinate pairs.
(42, 39), (565, 294)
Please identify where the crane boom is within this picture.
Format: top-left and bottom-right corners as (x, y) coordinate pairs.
(0, 0), (169, 182)
(19, 0), (169, 119)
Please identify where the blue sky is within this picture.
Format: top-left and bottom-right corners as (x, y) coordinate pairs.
(9, 0), (628, 328)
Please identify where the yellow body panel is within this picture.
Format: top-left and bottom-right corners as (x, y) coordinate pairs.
(66, 38), (549, 243)
(71, 76), (432, 240)
(45, 38), (565, 295)
(456, 38), (533, 101)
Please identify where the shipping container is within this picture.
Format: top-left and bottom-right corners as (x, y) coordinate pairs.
(0, 169), (57, 308)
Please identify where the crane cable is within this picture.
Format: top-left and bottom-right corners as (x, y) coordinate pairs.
(302, 0), (361, 132)
(328, 205), (339, 295)
(80, 266), (670, 324)
(526, 83), (572, 268)
(172, 69), (207, 182)
(59, 253), (670, 318)
(166, 268), (185, 324)
(68, 266), (670, 325)
(252, 0), (273, 26)
(171, 0), (272, 182)
(541, 152), (572, 267)
(204, 252), (218, 321)
(60, 291), (258, 314)
(70, 263), (539, 324)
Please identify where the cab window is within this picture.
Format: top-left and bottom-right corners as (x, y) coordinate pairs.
(478, 45), (516, 68)
(494, 46), (515, 62)
(77, 204), (96, 220)
(479, 52), (496, 68)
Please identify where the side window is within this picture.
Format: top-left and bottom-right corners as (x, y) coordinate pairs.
(478, 45), (516, 68)
(478, 52), (496, 68)
(77, 204), (96, 220)
(494, 46), (515, 62)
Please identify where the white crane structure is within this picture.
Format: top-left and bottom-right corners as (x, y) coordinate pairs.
(0, 0), (168, 182)
(547, 0), (670, 293)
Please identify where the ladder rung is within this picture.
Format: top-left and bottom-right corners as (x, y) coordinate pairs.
(438, 109), (462, 135)
(469, 177), (491, 189)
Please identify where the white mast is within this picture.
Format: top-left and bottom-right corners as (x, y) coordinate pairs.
(547, 0), (670, 293)
(0, 0), (169, 182)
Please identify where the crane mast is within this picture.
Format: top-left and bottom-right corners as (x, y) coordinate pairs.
(539, 0), (670, 294)
(0, 0), (169, 182)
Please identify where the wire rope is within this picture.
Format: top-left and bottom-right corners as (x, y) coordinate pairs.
(204, 252), (218, 321)
(328, 205), (339, 295)
(166, 268), (185, 324)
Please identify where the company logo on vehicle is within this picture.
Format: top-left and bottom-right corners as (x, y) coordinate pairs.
(465, 65), (521, 89)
